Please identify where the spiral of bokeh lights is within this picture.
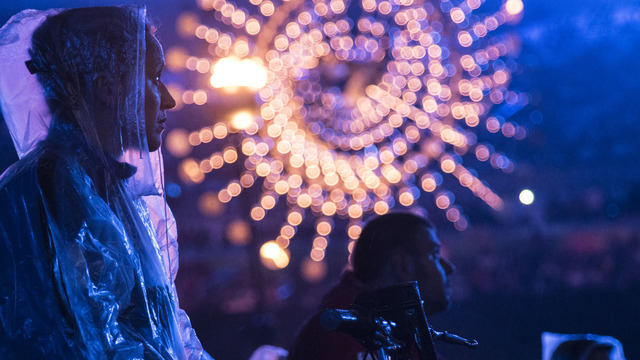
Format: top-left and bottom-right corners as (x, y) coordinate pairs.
(165, 0), (526, 271)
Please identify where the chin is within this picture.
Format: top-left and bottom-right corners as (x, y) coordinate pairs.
(146, 130), (162, 151)
(148, 139), (161, 152)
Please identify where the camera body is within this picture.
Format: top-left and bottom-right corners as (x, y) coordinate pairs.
(321, 281), (438, 360)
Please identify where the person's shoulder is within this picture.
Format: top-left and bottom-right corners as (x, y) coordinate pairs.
(35, 146), (76, 175)
(288, 311), (330, 359)
(288, 309), (369, 360)
(0, 146), (83, 205)
(0, 155), (42, 223)
(33, 146), (90, 193)
(0, 152), (41, 190)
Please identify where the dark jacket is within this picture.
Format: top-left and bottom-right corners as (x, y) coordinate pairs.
(288, 271), (446, 360)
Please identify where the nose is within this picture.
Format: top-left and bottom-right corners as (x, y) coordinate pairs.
(160, 83), (176, 110)
(440, 257), (455, 275)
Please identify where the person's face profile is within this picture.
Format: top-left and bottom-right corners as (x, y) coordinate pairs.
(411, 227), (455, 315)
(145, 35), (176, 152)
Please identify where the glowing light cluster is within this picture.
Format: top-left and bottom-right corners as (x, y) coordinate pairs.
(170, 0), (525, 270)
(260, 240), (291, 269)
(210, 57), (268, 89)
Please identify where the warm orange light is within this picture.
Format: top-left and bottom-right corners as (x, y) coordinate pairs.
(260, 241), (280, 260)
(440, 158), (456, 173)
(287, 211), (303, 225)
(223, 147), (238, 163)
(250, 207), (266, 221)
(226, 219), (251, 245)
(261, 195), (276, 209)
(177, 12), (199, 38)
(297, 194), (312, 208)
(398, 191), (414, 206)
(458, 31), (473, 47)
(313, 236), (328, 249)
(228, 182), (242, 197)
(348, 224), (362, 239)
(347, 204), (363, 219)
(230, 111), (254, 131)
(310, 248), (325, 262)
(166, 129), (192, 158)
(240, 173), (255, 187)
(321, 202), (337, 216)
(316, 220), (333, 236)
(260, 241), (290, 270)
(280, 225), (296, 239)
(374, 201), (389, 215)
(179, 0), (524, 237)
(446, 207), (461, 222)
(198, 191), (224, 216)
(301, 258), (327, 282)
(245, 19), (261, 35)
(210, 154), (224, 169)
(274, 180), (290, 195)
(179, 158), (205, 184)
(436, 192), (452, 209)
(210, 57), (268, 89)
(218, 189), (232, 203)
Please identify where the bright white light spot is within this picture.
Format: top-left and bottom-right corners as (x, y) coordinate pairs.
(519, 189), (534, 205)
(231, 111), (254, 130)
(505, 0), (523, 15)
(273, 250), (290, 269)
(259, 241), (290, 270)
(260, 241), (281, 259)
(210, 57), (268, 89)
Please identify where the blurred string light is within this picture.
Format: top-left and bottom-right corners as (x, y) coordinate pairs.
(166, 0), (526, 270)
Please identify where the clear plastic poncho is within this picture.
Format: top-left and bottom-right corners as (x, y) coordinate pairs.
(0, 6), (211, 359)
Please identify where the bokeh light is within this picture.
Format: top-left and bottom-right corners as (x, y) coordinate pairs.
(226, 219), (252, 245)
(230, 111), (254, 130)
(519, 189), (534, 205)
(260, 241), (290, 270)
(173, 0), (525, 267)
(210, 57), (268, 89)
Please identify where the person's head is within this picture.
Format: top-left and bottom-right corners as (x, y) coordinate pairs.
(29, 6), (175, 155)
(351, 212), (455, 315)
(144, 31), (176, 152)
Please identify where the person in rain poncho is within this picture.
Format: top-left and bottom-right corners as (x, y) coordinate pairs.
(0, 6), (209, 359)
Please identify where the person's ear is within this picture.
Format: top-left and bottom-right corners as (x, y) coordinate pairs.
(95, 75), (116, 108)
(390, 251), (414, 283)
